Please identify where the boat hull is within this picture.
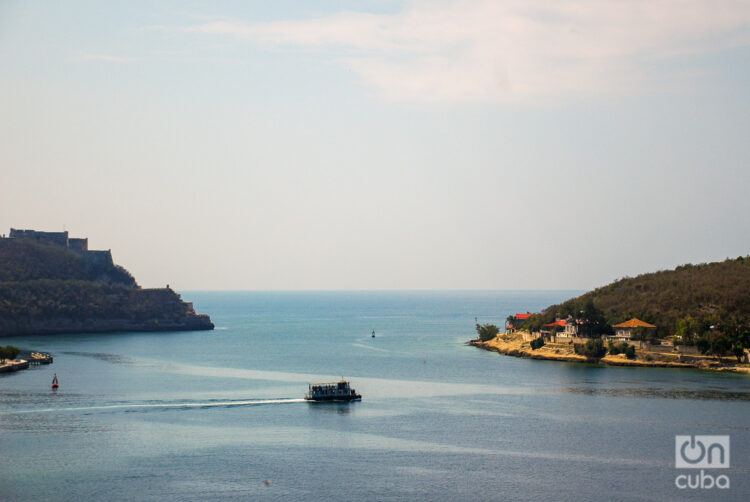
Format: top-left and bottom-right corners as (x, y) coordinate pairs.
(305, 395), (361, 402)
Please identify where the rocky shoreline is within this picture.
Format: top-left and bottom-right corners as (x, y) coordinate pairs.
(470, 333), (750, 374)
(0, 314), (214, 337)
(0, 359), (30, 373)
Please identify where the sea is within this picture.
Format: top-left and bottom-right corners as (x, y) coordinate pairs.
(0, 291), (748, 501)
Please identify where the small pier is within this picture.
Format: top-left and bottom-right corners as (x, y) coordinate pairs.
(0, 351), (52, 373)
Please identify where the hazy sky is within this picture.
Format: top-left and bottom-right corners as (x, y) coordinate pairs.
(2, 0), (749, 290)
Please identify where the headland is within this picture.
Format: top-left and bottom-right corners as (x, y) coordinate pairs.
(0, 228), (213, 336)
(471, 256), (750, 374)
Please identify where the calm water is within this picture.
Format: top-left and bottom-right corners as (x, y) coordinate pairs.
(1, 291), (748, 501)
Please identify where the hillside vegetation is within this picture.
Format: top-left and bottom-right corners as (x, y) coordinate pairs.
(0, 280), (192, 323)
(0, 239), (135, 285)
(482, 257), (750, 366)
(542, 256), (750, 337)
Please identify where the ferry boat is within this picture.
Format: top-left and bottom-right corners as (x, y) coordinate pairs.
(305, 380), (361, 402)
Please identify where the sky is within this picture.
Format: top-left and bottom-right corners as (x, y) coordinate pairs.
(1, 0), (749, 290)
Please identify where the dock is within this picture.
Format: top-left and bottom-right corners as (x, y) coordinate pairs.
(28, 351), (54, 365)
(0, 351), (53, 373)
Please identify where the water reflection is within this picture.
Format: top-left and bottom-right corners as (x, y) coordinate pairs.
(306, 402), (354, 415)
(61, 351), (135, 365)
(559, 386), (750, 401)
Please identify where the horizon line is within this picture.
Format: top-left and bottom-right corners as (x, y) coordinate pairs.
(176, 288), (588, 293)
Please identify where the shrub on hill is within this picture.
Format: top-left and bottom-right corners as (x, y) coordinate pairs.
(574, 338), (606, 358)
(530, 337), (545, 350)
(608, 341), (636, 359)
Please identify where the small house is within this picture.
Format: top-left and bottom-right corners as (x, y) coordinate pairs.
(545, 317), (579, 339)
(611, 318), (656, 341)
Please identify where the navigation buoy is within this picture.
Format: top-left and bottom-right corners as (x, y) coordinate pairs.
(372, 330), (376, 338)
(51, 373), (59, 390)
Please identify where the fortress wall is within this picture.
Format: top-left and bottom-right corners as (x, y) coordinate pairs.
(9, 228), (69, 247)
(83, 250), (113, 265)
(6, 229), (111, 261)
(68, 238), (88, 251)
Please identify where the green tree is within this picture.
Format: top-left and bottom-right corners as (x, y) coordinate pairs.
(721, 315), (750, 363)
(631, 326), (658, 343)
(675, 316), (699, 345)
(475, 323), (499, 342)
(0, 345), (19, 362)
(694, 314), (750, 363)
(577, 299), (610, 338)
(608, 341), (636, 359)
(696, 331), (732, 363)
(524, 313), (554, 333)
(731, 344), (747, 363)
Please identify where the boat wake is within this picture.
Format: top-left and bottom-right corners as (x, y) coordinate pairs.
(1, 398), (307, 415)
(351, 342), (391, 353)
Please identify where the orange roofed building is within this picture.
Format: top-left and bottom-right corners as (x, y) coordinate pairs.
(611, 318), (656, 341)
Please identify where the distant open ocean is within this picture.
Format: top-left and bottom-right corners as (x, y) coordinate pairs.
(1, 291), (748, 501)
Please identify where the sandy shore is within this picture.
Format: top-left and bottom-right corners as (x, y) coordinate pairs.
(471, 332), (750, 374)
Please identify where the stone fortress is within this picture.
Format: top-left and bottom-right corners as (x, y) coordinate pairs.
(4, 228), (114, 265)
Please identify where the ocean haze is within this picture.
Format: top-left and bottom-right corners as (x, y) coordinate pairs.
(1, 1), (749, 290)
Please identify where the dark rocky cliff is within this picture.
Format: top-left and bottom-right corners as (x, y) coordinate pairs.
(0, 237), (214, 336)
